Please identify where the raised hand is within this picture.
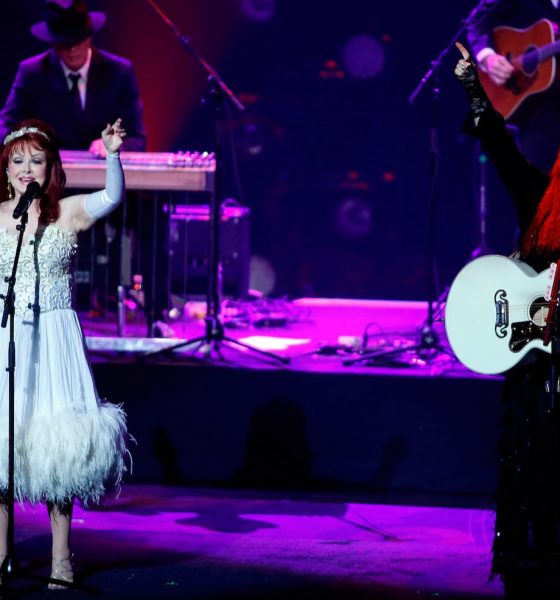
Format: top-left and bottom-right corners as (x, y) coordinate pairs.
(101, 118), (127, 155)
(454, 42), (476, 82)
(454, 42), (489, 117)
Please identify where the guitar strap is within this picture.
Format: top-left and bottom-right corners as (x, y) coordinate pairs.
(543, 259), (560, 345)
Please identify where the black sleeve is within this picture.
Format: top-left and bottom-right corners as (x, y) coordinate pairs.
(465, 106), (549, 231)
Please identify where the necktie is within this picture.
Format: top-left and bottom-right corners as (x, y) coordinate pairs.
(68, 73), (83, 114)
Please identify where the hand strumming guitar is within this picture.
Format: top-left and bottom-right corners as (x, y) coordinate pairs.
(481, 53), (515, 86)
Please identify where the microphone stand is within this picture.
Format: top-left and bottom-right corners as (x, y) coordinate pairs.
(0, 211), (27, 586)
(470, 143), (492, 258)
(140, 0), (289, 364)
(344, 0), (496, 367)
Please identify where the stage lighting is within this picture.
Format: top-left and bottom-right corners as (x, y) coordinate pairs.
(237, 0), (276, 23)
(334, 196), (372, 240)
(342, 34), (385, 80)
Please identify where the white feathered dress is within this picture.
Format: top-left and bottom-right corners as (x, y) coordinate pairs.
(0, 224), (128, 505)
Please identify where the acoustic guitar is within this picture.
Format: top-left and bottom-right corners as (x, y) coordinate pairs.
(444, 255), (557, 375)
(479, 19), (560, 120)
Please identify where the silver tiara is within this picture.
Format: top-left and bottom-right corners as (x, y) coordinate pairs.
(3, 127), (50, 146)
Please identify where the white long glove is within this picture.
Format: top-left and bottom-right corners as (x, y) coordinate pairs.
(84, 151), (125, 219)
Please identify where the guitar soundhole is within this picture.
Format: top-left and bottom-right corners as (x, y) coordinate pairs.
(530, 296), (548, 327)
(519, 46), (539, 76)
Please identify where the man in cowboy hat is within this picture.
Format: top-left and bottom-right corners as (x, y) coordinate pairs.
(0, 0), (146, 151)
(0, 0), (147, 320)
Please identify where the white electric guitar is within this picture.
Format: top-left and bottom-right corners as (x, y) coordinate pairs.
(445, 255), (557, 375)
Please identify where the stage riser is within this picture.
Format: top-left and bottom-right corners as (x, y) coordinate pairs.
(92, 363), (502, 497)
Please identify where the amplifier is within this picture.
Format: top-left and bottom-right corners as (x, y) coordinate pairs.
(169, 204), (250, 299)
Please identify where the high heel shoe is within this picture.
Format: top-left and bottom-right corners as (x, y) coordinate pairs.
(0, 555), (6, 587)
(48, 554), (74, 590)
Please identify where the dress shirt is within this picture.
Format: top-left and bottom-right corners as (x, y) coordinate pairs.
(60, 48), (92, 111)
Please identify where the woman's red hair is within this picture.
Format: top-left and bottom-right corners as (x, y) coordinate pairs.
(0, 119), (66, 225)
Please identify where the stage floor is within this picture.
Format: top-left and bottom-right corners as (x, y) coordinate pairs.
(76, 297), (504, 499)
(8, 484), (503, 599)
(80, 297), (499, 380)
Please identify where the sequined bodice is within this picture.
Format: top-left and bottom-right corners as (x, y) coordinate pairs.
(0, 225), (77, 319)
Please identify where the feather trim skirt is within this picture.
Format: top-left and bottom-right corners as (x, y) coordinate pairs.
(0, 308), (129, 505)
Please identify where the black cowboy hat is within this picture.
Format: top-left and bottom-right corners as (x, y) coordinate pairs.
(30, 0), (106, 45)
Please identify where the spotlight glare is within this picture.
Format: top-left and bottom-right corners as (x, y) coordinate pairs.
(342, 34), (385, 80)
(238, 0), (276, 23)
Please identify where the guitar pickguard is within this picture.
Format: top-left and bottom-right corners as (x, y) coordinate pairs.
(504, 64), (536, 96)
(509, 295), (549, 353)
(510, 321), (546, 353)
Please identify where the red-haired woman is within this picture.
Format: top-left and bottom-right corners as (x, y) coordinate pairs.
(0, 117), (129, 589)
(455, 43), (560, 599)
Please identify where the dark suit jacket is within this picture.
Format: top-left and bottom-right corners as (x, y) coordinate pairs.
(0, 47), (146, 151)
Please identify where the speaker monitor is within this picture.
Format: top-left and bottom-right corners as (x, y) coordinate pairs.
(169, 204), (250, 299)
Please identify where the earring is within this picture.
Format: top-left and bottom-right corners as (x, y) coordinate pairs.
(6, 180), (14, 200)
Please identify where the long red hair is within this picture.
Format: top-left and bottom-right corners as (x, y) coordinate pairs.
(0, 119), (66, 225)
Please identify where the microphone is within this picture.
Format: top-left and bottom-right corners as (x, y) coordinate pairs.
(12, 181), (41, 220)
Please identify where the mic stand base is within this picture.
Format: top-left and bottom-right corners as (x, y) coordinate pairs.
(140, 315), (290, 364)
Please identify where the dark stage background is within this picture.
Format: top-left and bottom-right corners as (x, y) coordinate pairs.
(0, 0), (519, 301)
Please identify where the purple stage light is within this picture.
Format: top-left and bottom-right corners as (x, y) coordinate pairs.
(342, 34), (385, 80)
(237, 0), (276, 23)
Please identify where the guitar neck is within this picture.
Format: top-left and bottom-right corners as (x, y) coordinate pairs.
(538, 40), (560, 62)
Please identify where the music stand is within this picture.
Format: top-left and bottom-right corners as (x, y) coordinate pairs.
(344, 0), (497, 368)
(140, 0), (289, 365)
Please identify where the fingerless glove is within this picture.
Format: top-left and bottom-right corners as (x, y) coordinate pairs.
(457, 62), (490, 117)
